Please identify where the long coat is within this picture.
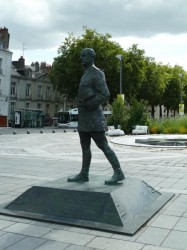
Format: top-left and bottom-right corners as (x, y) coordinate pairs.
(78, 64), (110, 132)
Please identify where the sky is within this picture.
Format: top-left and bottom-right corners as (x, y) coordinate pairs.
(1, 0), (187, 70)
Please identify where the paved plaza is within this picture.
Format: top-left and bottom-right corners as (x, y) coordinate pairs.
(0, 127), (187, 250)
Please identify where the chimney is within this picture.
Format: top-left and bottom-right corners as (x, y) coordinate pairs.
(18, 56), (25, 68)
(35, 62), (39, 72)
(0, 27), (10, 50)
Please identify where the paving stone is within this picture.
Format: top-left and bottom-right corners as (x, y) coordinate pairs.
(136, 227), (170, 246)
(165, 200), (187, 213)
(0, 231), (6, 237)
(183, 212), (187, 217)
(142, 245), (178, 250)
(1, 132), (187, 250)
(3, 236), (46, 250)
(66, 245), (95, 250)
(34, 240), (69, 250)
(163, 209), (184, 217)
(4, 222), (52, 237)
(43, 230), (95, 246)
(150, 214), (179, 229)
(111, 227), (146, 242)
(0, 232), (25, 250)
(47, 223), (71, 230)
(0, 219), (15, 230)
(87, 236), (143, 250)
(162, 230), (187, 249)
(68, 227), (92, 234)
(89, 230), (113, 238)
(173, 217), (187, 231)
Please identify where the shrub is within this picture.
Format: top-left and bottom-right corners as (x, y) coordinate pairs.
(149, 116), (187, 134)
(108, 96), (128, 129)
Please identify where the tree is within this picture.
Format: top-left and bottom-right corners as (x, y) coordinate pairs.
(50, 27), (124, 100)
(162, 65), (187, 116)
(108, 96), (128, 129)
(126, 98), (149, 133)
(141, 60), (168, 118)
(123, 44), (147, 102)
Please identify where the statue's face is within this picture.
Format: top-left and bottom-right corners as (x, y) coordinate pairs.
(80, 51), (93, 67)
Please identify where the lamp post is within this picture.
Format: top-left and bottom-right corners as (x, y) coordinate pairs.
(178, 73), (184, 116)
(116, 54), (123, 94)
(178, 73), (183, 103)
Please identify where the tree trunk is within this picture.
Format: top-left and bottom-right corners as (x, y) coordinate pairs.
(151, 105), (155, 118)
(159, 105), (162, 118)
(167, 108), (169, 117)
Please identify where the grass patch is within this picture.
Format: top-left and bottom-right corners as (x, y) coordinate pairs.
(148, 116), (187, 134)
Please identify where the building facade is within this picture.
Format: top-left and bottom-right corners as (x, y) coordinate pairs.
(0, 27), (12, 127)
(9, 58), (69, 127)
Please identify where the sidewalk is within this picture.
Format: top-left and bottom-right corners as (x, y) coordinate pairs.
(0, 130), (187, 249)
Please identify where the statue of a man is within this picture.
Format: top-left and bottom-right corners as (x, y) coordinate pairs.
(67, 48), (125, 185)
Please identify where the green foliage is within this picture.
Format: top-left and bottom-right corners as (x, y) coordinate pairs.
(50, 27), (187, 117)
(109, 97), (148, 133)
(141, 60), (168, 117)
(125, 99), (149, 133)
(50, 27), (124, 100)
(123, 44), (147, 101)
(108, 97), (128, 128)
(149, 116), (187, 134)
(162, 65), (186, 116)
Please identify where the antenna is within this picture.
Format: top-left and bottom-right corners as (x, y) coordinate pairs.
(22, 42), (26, 57)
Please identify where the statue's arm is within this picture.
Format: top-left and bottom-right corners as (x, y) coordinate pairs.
(85, 71), (110, 110)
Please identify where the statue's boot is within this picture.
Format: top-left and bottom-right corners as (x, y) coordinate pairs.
(105, 168), (125, 185)
(104, 149), (125, 185)
(67, 150), (91, 182)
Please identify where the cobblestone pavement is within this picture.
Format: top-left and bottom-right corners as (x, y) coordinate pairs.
(0, 128), (187, 249)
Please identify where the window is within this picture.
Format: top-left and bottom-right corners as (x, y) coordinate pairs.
(0, 58), (2, 74)
(25, 103), (30, 109)
(10, 102), (15, 111)
(54, 90), (60, 100)
(0, 79), (2, 95)
(55, 105), (59, 116)
(37, 103), (41, 110)
(37, 86), (42, 98)
(46, 87), (51, 99)
(45, 103), (50, 116)
(26, 84), (31, 97)
(11, 82), (16, 95)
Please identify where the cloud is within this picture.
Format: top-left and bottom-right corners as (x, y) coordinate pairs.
(115, 33), (187, 69)
(1, 0), (187, 68)
(1, 0), (187, 50)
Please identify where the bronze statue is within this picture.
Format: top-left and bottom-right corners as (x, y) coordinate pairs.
(67, 48), (125, 185)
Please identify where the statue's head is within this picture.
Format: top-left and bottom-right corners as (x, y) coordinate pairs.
(80, 48), (96, 67)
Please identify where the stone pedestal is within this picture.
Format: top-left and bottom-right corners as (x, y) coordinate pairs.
(0, 175), (174, 235)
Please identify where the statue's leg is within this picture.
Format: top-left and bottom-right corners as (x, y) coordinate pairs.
(91, 132), (125, 185)
(67, 132), (91, 182)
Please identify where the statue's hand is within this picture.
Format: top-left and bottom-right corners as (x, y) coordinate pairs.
(78, 100), (86, 108)
(85, 100), (98, 110)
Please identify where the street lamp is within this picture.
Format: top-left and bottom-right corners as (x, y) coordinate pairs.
(116, 54), (123, 94)
(178, 73), (183, 103)
(178, 73), (184, 116)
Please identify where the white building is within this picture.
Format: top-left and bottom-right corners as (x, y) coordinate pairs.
(0, 27), (12, 127)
